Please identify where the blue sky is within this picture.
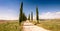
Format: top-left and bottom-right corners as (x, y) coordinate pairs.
(20, 0), (60, 15)
(0, 0), (20, 20)
(21, 0), (60, 19)
(0, 0), (60, 20)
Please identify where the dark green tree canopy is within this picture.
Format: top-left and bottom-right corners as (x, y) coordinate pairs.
(36, 6), (39, 20)
(31, 11), (33, 20)
(28, 14), (30, 20)
(19, 2), (27, 23)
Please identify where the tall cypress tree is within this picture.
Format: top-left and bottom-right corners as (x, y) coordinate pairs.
(31, 11), (33, 21)
(36, 6), (39, 23)
(19, 2), (23, 23)
(28, 14), (30, 20)
(19, 2), (27, 24)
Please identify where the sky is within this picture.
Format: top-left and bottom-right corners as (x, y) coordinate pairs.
(0, 0), (20, 20)
(0, 0), (60, 20)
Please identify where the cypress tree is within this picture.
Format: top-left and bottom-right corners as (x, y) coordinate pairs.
(19, 2), (23, 23)
(36, 6), (39, 23)
(22, 13), (27, 21)
(31, 11), (33, 21)
(28, 14), (30, 20)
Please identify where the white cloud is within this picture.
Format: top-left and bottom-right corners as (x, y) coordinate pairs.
(33, 12), (60, 19)
(0, 14), (18, 20)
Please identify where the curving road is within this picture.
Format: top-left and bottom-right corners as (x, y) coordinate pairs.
(23, 20), (50, 31)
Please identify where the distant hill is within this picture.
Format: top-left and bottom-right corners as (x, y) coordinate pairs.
(39, 19), (60, 21)
(0, 20), (18, 22)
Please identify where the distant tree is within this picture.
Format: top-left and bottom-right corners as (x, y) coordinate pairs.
(19, 2), (23, 23)
(36, 6), (39, 23)
(31, 11), (33, 21)
(28, 14), (30, 20)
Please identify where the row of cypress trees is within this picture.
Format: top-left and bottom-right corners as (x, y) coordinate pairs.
(28, 6), (39, 23)
(19, 2), (39, 24)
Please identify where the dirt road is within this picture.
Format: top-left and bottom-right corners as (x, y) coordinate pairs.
(23, 20), (50, 31)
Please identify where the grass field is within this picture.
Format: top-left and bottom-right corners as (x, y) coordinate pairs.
(0, 20), (19, 31)
(32, 19), (60, 31)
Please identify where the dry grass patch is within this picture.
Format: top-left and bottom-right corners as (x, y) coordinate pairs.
(32, 20), (60, 31)
(0, 21), (19, 31)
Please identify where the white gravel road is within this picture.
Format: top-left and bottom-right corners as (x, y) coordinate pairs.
(23, 20), (50, 31)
